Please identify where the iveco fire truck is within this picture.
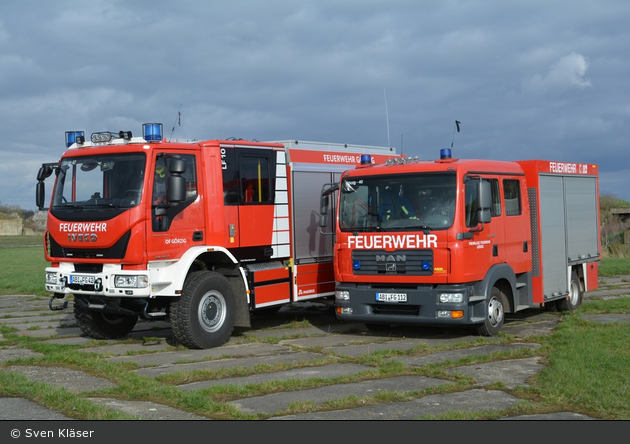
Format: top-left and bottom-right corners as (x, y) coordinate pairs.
(36, 123), (395, 348)
(321, 148), (600, 335)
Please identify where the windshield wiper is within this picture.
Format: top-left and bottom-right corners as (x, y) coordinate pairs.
(62, 204), (84, 210)
(407, 224), (433, 233)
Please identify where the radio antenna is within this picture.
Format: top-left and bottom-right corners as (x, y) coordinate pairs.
(170, 104), (182, 139)
(451, 120), (461, 148)
(384, 88), (391, 148)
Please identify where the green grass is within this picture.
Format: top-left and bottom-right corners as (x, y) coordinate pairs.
(534, 316), (630, 419)
(0, 246), (50, 296)
(599, 257), (630, 277)
(0, 235), (43, 248)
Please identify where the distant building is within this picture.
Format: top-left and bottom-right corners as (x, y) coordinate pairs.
(0, 217), (23, 236)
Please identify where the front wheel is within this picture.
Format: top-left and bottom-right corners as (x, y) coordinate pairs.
(170, 271), (236, 349)
(74, 303), (138, 339)
(478, 287), (506, 336)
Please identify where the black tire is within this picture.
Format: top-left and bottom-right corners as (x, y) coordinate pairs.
(170, 271), (236, 349)
(74, 303), (138, 339)
(556, 271), (582, 312)
(478, 287), (506, 336)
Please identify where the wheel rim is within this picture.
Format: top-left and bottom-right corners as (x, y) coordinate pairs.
(198, 290), (226, 333)
(568, 279), (580, 306)
(487, 296), (504, 327)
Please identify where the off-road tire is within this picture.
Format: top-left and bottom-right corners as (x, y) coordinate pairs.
(478, 286), (506, 336)
(170, 271), (236, 349)
(74, 303), (138, 339)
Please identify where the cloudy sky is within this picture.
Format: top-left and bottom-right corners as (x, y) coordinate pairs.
(2, 0), (629, 211)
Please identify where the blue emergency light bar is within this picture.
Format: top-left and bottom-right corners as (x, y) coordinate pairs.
(143, 123), (163, 141)
(65, 131), (85, 148)
(360, 154), (372, 166)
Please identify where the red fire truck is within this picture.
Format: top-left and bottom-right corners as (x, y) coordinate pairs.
(321, 148), (600, 335)
(36, 123), (395, 348)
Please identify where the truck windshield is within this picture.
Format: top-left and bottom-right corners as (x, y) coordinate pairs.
(51, 153), (146, 210)
(339, 172), (456, 231)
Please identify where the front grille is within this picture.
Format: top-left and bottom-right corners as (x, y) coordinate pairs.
(352, 249), (433, 276)
(74, 264), (103, 273)
(48, 231), (131, 260)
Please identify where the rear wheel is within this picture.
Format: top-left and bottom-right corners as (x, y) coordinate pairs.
(170, 271), (236, 349)
(556, 271), (582, 312)
(478, 287), (506, 336)
(74, 303), (138, 339)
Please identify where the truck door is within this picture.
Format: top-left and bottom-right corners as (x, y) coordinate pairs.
(147, 152), (205, 260)
(222, 148), (278, 262)
(501, 177), (530, 273)
(462, 177), (504, 280)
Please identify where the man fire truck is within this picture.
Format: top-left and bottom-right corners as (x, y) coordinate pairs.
(36, 123), (395, 348)
(321, 148), (600, 335)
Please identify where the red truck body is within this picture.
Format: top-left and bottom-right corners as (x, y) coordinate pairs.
(37, 124), (395, 348)
(327, 149), (600, 335)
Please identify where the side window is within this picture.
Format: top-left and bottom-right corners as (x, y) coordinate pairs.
(181, 155), (198, 199)
(240, 155), (271, 203)
(465, 178), (499, 227)
(465, 180), (480, 228)
(152, 154), (197, 232)
(490, 179), (501, 217)
(152, 154), (197, 204)
(504, 179), (522, 216)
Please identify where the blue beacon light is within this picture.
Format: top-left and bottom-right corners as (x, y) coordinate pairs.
(360, 154), (372, 166)
(143, 123), (163, 141)
(65, 131), (85, 148)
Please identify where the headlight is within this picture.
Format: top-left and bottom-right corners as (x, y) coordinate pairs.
(335, 290), (350, 301)
(114, 275), (148, 288)
(46, 272), (58, 284)
(439, 293), (464, 303)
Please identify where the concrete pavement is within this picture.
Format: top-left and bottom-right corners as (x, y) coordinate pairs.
(1, 275), (629, 420)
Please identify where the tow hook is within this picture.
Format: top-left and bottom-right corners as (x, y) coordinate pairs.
(49, 293), (68, 311)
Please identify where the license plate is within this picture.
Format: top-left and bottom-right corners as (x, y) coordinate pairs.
(376, 293), (407, 302)
(69, 275), (95, 285)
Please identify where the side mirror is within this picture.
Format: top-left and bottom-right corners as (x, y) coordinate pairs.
(165, 157), (187, 203)
(320, 194), (330, 228)
(167, 176), (186, 202)
(319, 182), (339, 234)
(36, 163), (57, 210)
(36, 182), (46, 210)
(469, 179), (492, 233)
(169, 157), (187, 174)
(477, 180), (492, 223)
(37, 165), (53, 181)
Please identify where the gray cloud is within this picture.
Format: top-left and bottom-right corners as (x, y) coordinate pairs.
(1, 0), (630, 209)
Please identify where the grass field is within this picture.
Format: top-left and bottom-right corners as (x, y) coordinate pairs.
(1, 235), (630, 419)
(0, 237), (49, 296)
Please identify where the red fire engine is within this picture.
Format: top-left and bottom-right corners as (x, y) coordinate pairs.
(322, 148), (600, 335)
(36, 123), (395, 348)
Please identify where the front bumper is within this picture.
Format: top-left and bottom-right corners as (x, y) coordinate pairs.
(45, 263), (151, 298)
(335, 282), (486, 326)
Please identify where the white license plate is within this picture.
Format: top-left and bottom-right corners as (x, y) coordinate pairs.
(69, 275), (95, 285)
(376, 293), (407, 302)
